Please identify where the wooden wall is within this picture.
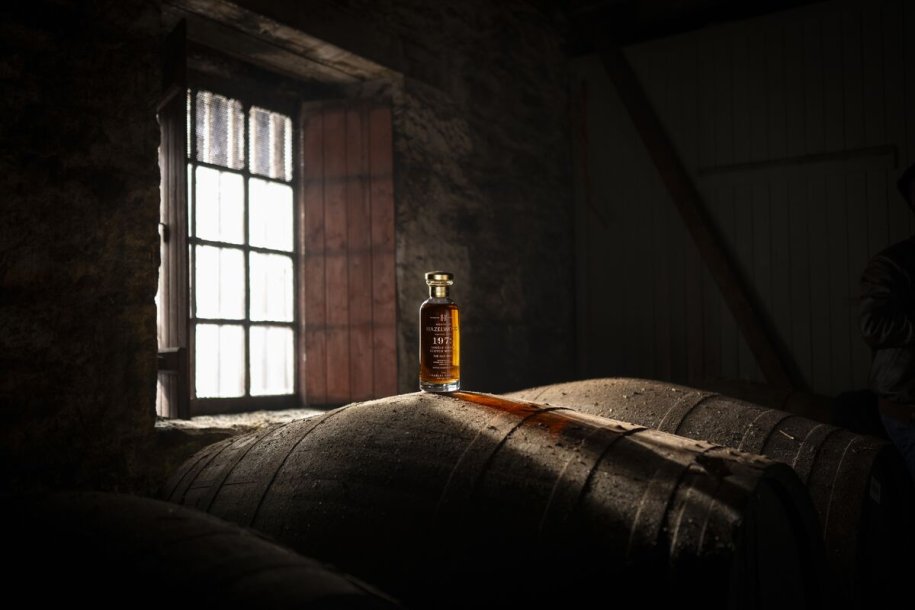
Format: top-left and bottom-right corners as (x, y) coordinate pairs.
(574, 0), (915, 395)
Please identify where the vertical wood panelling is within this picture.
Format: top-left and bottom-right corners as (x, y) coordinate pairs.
(636, 125), (657, 378)
(346, 108), (373, 401)
(825, 174), (851, 391)
(638, 46), (673, 380)
(803, 19), (826, 154)
(787, 176), (812, 383)
(845, 171), (869, 388)
(732, 34), (751, 165)
(747, 31), (769, 163)
(750, 182), (771, 381)
(368, 106), (397, 398)
(713, 33), (734, 168)
(766, 27), (788, 159)
(882, 1), (905, 176)
(697, 36), (723, 379)
(704, 190), (726, 379)
(734, 185), (756, 379)
(717, 187), (739, 381)
(666, 41), (690, 384)
(784, 22), (807, 158)
(821, 14), (845, 152)
(769, 176), (792, 381)
(842, 7), (865, 150)
(575, 0), (913, 396)
(322, 109), (351, 403)
(698, 37), (717, 170)
(300, 101), (397, 406)
(861, 1), (886, 148)
(301, 107), (327, 405)
(808, 175), (831, 391)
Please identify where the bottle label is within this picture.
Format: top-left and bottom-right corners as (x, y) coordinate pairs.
(423, 310), (454, 378)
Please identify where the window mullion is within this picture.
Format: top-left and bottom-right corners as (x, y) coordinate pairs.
(243, 101), (252, 399)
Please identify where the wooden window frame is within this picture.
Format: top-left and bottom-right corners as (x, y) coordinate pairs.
(186, 88), (300, 415)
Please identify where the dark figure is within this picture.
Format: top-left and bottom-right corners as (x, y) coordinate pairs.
(860, 163), (915, 482)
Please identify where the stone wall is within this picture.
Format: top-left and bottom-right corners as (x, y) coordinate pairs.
(0, 1), (162, 490)
(238, 0), (577, 393)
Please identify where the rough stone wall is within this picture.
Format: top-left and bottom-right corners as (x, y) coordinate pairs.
(0, 1), (162, 490)
(239, 0), (577, 393)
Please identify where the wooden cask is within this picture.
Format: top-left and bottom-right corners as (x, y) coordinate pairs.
(507, 378), (914, 606)
(4, 491), (401, 609)
(166, 391), (824, 609)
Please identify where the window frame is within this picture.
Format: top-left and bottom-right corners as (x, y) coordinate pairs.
(186, 87), (301, 416)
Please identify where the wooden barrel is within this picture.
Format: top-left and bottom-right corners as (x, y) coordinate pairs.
(696, 378), (837, 426)
(4, 491), (401, 609)
(166, 391), (824, 609)
(506, 378), (915, 606)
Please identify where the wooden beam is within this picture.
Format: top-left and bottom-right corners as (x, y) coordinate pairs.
(597, 44), (802, 390)
(165, 0), (397, 84)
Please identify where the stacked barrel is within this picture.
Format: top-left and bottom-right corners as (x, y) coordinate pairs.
(166, 390), (830, 609)
(507, 378), (915, 608)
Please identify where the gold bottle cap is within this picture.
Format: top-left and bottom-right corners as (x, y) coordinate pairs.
(425, 271), (453, 285)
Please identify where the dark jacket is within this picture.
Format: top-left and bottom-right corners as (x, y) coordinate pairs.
(860, 235), (915, 403)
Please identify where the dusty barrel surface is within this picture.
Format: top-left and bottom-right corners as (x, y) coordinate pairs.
(4, 491), (401, 609)
(166, 391), (824, 609)
(507, 377), (915, 605)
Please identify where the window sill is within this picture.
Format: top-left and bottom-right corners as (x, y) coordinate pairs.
(155, 407), (326, 435)
(152, 407), (329, 494)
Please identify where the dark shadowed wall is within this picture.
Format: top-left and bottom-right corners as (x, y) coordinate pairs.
(574, 0), (915, 397)
(0, 1), (162, 489)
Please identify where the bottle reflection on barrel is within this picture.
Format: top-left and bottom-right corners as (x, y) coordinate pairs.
(419, 271), (460, 392)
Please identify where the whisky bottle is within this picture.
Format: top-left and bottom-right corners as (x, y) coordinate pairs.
(419, 271), (460, 392)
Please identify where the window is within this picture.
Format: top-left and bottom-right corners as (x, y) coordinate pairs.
(156, 57), (398, 418)
(188, 90), (296, 407)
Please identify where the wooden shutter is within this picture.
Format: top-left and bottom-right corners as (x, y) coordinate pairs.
(156, 88), (190, 419)
(299, 100), (397, 406)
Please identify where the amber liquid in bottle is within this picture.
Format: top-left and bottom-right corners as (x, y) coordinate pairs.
(419, 272), (460, 392)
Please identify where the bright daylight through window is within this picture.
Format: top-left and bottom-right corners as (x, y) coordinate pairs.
(189, 90), (295, 399)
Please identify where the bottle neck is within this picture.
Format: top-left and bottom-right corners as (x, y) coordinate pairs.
(429, 285), (449, 298)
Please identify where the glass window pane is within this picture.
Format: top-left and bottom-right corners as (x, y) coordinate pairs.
(250, 326), (294, 396)
(195, 245), (245, 319)
(187, 162), (194, 237)
(186, 90), (191, 158)
(250, 253), (293, 322)
(195, 166), (244, 244)
(195, 324), (245, 398)
(196, 90), (244, 169)
(249, 106), (292, 181)
(249, 178), (293, 251)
